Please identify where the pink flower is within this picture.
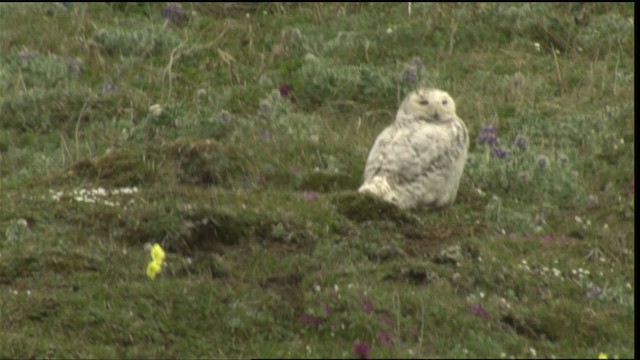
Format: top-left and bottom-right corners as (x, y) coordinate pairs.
(376, 313), (393, 328)
(358, 293), (374, 314)
(304, 192), (319, 202)
(298, 313), (325, 327)
(353, 342), (371, 359)
(377, 331), (394, 347)
(468, 303), (491, 320)
(279, 84), (291, 97)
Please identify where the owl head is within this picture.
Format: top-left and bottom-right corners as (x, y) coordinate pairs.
(398, 88), (457, 123)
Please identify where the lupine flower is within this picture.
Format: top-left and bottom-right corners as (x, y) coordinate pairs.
(468, 303), (491, 320)
(411, 57), (424, 72)
(218, 110), (232, 124)
(537, 155), (549, 169)
(66, 59), (82, 76)
(162, 3), (183, 25)
(353, 342), (371, 359)
(477, 125), (497, 146)
(491, 146), (509, 159)
(513, 135), (529, 151)
(402, 64), (419, 85)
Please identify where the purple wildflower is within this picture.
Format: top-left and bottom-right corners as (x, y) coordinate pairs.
(491, 146), (509, 159)
(279, 84), (291, 97)
(298, 313), (325, 327)
(101, 83), (117, 93)
(411, 57), (425, 72)
(537, 155), (549, 169)
(66, 59), (82, 76)
(477, 125), (498, 146)
(542, 235), (554, 243)
(584, 286), (603, 300)
(377, 331), (394, 348)
(358, 293), (374, 314)
(323, 304), (331, 315)
(468, 303), (491, 320)
(218, 110), (232, 124)
(353, 342), (371, 360)
(402, 64), (419, 85)
(513, 135), (529, 151)
(162, 3), (183, 25)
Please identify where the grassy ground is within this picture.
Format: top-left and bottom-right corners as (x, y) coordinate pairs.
(0, 3), (634, 359)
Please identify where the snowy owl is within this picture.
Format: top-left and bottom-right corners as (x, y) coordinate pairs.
(358, 88), (469, 210)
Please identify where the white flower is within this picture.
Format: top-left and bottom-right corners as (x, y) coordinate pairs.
(534, 42), (541, 52)
(149, 104), (163, 116)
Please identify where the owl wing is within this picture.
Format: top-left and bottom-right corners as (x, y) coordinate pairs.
(363, 121), (467, 185)
(363, 125), (424, 183)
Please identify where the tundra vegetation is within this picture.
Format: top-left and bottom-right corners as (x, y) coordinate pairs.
(0, 3), (634, 358)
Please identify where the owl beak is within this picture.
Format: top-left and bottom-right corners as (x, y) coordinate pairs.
(434, 111), (440, 120)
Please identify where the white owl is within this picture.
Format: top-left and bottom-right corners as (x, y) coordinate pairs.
(358, 88), (469, 210)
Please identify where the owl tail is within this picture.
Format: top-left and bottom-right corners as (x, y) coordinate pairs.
(358, 176), (392, 198)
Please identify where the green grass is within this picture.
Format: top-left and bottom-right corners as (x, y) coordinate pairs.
(0, 3), (634, 359)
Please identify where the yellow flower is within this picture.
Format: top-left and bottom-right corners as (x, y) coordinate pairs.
(146, 260), (162, 279)
(598, 353), (607, 359)
(151, 243), (166, 264)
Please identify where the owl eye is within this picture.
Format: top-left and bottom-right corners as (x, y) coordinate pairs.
(442, 100), (448, 105)
(418, 100), (429, 105)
